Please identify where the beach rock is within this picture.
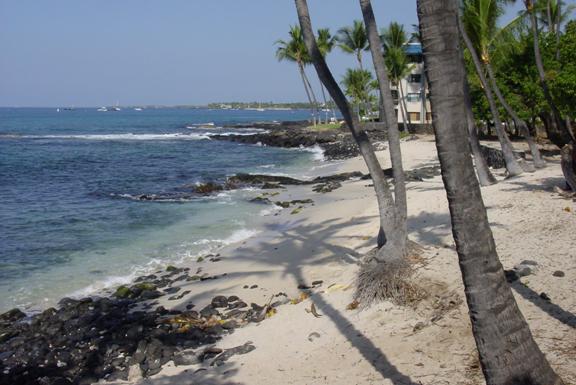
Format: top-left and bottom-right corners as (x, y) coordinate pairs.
(172, 350), (200, 366)
(553, 270), (565, 277)
(192, 182), (223, 195)
(197, 347), (223, 363)
(114, 285), (133, 299)
(313, 181), (342, 193)
(228, 301), (247, 310)
(211, 296), (229, 308)
(261, 182), (285, 189)
(513, 261), (538, 277)
(0, 308), (26, 325)
(250, 196), (272, 204)
(200, 305), (220, 318)
(210, 342), (255, 367)
(163, 287), (181, 295)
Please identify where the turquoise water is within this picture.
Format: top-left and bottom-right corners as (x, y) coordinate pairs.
(0, 107), (322, 312)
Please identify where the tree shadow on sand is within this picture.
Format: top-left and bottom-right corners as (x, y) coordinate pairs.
(510, 281), (576, 329)
(221, 216), (420, 385)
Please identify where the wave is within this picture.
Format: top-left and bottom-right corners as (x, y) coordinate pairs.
(302, 144), (325, 161)
(8, 133), (211, 141)
(67, 228), (259, 300)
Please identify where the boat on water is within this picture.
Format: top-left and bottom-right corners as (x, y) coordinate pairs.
(97, 107), (108, 112)
(134, 107), (143, 111)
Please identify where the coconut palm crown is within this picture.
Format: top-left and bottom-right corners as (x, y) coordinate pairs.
(337, 20), (369, 69)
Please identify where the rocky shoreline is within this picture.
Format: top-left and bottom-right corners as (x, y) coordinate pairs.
(0, 264), (304, 385)
(211, 120), (389, 160)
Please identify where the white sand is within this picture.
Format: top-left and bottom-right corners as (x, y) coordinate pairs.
(103, 136), (575, 385)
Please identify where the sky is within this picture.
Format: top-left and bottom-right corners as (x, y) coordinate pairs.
(0, 1), (526, 107)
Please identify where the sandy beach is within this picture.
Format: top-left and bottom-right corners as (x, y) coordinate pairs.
(96, 136), (575, 385)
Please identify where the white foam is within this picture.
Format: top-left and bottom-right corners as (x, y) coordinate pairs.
(222, 228), (259, 245)
(22, 133), (211, 141)
(259, 205), (283, 217)
(66, 227), (259, 300)
(302, 144), (325, 161)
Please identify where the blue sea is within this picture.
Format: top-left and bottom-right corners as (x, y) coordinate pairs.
(0, 107), (325, 313)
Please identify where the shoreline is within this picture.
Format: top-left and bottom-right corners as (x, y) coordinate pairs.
(1, 136), (574, 385)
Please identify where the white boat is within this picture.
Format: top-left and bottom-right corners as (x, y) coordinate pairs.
(134, 107), (143, 111)
(97, 107), (108, 112)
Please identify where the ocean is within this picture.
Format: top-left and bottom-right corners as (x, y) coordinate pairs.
(0, 107), (325, 313)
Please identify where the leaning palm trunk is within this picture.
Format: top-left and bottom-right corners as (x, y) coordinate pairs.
(417, 1), (565, 384)
(398, 82), (414, 133)
(397, 86), (409, 132)
(464, 80), (498, 186)
(360, 0), (407, 239)
(298, 64), (317, 126)
(458, 19), (525, 176)
(484, 63), (546, 168)
(302, 69), (320, 126)
(319, 82), (329, 124)
(295, 0), (408, 304)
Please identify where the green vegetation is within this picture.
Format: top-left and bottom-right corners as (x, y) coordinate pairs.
(307, 122), (342, 131)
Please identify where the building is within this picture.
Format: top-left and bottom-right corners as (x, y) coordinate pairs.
(390, 43), (431, 127)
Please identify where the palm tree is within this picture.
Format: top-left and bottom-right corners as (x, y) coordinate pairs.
(417, 0), (565, 384)
(275, 26), (319, 126)
(461, 0), (545, 168)
(522, 0), (576, 188)
(384, 45), (415, 133)
(295, 0), (409, 304)
(337, 20), (369, 70)
(359, 0), (408, 248)
(341, 68), (376, 119)
(316, 28), (337, 123)
(460, 0), (527, 175)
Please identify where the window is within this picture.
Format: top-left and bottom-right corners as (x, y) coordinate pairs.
(391, 89), (399, 105)
(409, 112), (421, 122)
(407, 54), (423, 63)
(408, 74), (422, 83)
(406, 93), (421, 102)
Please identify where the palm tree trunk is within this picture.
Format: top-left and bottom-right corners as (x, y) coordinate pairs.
(360, 0), (408, 237)
(295, 0), (403, 260)
(319, 81), (328, 124)
(298, 63), (316, 126)
(547, 0), (554, 33)
(484, 62), (546, 168)
(398, 82), (413, 133)
(458, 19), (524, 176)
(417, 1), (565, 384)
(357, 51), (364, 71)
(397, 86), (409, 131)
(302, 69), (320, 126)
(464, 79), (498, 186)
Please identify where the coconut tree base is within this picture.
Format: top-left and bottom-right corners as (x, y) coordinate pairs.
(561, 144), (576, 191)
(518, 159), (536, 173)
(354, 241), (425, 306)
